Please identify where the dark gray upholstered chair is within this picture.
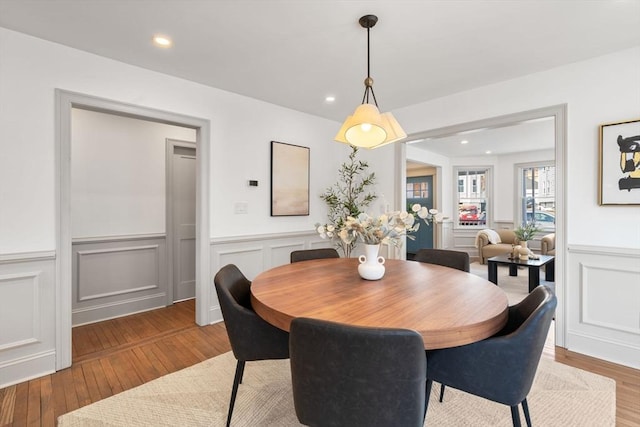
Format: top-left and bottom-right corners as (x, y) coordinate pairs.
(413, 248), (470, 272)
(213, 264), (290, 427)
(413, 248), (471, 401)
(290, 248), (340, 263)
(289, 317), (427, 427)
(425, 285), (557, 427)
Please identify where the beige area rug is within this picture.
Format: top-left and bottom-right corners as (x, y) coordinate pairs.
(470, 261), (551, 305)
(58, 351), (615, 427)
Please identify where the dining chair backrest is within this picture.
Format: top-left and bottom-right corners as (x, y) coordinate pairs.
(290, 248), (340, 263)
(214, 264), (289, 362)
(290, 317), (427, 427)
(414, 248), (470, 272)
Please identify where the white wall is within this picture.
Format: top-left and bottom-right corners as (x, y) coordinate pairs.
(71, 108), (196, 237)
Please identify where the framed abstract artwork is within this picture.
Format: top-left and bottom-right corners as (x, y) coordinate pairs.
(271, 141), (310, 216)
(599, 118), (640, 205)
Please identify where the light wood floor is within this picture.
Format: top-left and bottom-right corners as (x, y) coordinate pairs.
(1, 300), (638, 426)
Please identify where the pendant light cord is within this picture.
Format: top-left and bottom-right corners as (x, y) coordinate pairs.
(361, 25), (379, 107)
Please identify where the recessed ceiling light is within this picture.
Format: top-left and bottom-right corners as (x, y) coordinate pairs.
(325, 96), (336, 103)
(461, 140), (469, 144)
(153, 35), (172, 48)
(485, 150), (492, 154)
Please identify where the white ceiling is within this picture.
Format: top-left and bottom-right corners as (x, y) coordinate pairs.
(1, 0), (639, 125)
(409, 116), (555, 158)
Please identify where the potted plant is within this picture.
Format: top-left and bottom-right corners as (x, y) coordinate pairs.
(514, 221), (541, 248)
(316, 146), (377, 257)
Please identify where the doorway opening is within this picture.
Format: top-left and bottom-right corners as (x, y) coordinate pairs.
(403, 104), (566, 349)
(56, 90), (211, 370)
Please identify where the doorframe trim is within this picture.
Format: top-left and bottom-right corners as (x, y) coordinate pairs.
(55, 90), (211, 370)
(165, 139), (197, 305)
(400, 104), (567, 348)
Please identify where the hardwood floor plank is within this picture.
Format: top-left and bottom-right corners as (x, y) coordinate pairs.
(0, 385), (16, 425)
(129, 347), (164, 383)
(25, 378), (41, 426)
(97, 321), (122, 350)
(50, 371), (68, 422)
(11, 382), (28, 426)
(59, 368), (80, 414)
(38, 376), (55, 427)
(109, 352), (143, 391)
(85, 359), (112, 402)
(98, 358), (124, 395)
(71, 365), (92, 409)
(134, 344), (170, 377)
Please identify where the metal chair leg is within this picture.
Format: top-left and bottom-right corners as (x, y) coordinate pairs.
(510, 405), (522, 427)
(522, 398), (532, 427)
(425, 379), (433, 417)
(439, 383), (446, 402)
(226, 360), (246, 427)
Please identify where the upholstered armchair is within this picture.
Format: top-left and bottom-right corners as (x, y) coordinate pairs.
(541, 233), (555, 256)
(477, 229), (518, 264)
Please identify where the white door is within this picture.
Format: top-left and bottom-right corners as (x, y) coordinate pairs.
(170, 144), (196, 302)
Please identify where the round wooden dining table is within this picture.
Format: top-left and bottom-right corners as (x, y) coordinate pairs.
(250, 258), (509, 349)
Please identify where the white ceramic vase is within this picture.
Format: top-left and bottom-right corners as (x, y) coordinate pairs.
(518, 240), (530, 260)
(358, 244), (386, 280)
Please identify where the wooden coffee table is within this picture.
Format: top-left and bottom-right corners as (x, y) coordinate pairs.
(487, 254), (555, 292)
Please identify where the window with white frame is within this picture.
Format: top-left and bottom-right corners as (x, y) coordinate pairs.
(517, 162), (555, 232)
(455, 167), (490, 228)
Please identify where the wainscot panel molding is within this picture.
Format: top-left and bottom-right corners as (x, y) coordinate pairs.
(209, 231), (334, 323)
(0, 255), (56, 388)
(493, 220), (515, 230)
(566, 244), (640, 369)
(72, 235), (168, 326)
(451, 228), (481, 260)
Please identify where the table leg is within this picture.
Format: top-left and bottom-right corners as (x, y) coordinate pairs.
(545, 258), (555, 282)
(528, 266), (541, 293)
(509, 264), (518, 277)
(488, 262), (498, 285)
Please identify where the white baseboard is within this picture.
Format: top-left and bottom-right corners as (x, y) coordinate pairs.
(0, 350), (55, 389)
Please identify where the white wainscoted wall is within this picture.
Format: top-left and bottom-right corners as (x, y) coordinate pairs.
(209, 231), (334, 323)
(0, 253), (56, 387)
(71, 235), (168, 326)
(566, 245), (640, 369)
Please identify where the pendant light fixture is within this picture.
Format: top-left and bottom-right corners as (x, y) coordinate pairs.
(335, 14), (406, 149)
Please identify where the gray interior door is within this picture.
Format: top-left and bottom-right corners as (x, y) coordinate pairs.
(171, 145), (196, 302)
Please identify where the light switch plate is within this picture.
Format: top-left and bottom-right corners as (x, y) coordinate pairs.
(234, 202), (248, 214)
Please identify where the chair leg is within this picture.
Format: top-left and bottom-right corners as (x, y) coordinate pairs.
(425, 379), (433, 417)
(226, 360), (245, 427)
(439, 383), (446, 402)
(510, 405), (522, 427)
(522, 398), (532, 427)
